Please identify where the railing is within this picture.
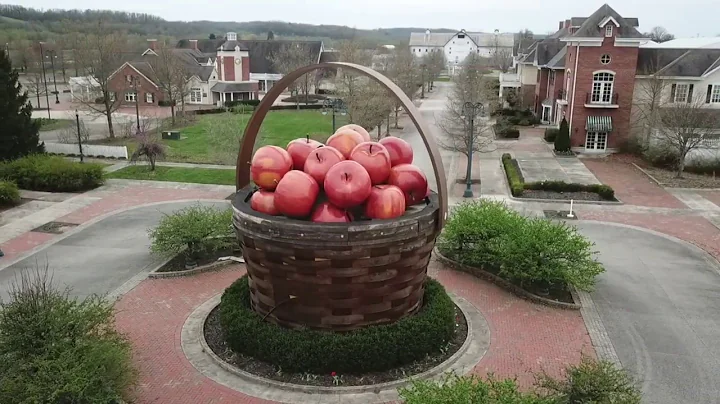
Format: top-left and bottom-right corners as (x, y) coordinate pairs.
(585, 92), (619, 106)
(499, 72), (520, 83)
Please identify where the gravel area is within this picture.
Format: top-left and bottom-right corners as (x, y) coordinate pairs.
(642, 167), (720, 189)
(519, 189), (605, 201)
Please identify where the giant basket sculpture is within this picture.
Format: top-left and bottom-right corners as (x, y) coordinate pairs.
(233, 62), (448, 332)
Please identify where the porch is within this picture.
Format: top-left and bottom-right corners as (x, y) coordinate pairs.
(210, 82), (259, 106)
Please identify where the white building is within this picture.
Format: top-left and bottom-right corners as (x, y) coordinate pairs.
(409, 29), (514, 74)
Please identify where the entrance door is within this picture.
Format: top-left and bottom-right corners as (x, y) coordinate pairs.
(585, 132), (608, 151)
(541, 106), (551, 123)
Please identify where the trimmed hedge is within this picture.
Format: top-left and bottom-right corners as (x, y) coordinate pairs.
(501, 153), (615, 200)
(0, 181), (20, 206)
(0, 155), (105, 192)
(219, 276), (456, 374)
(544, 128), (559, 143)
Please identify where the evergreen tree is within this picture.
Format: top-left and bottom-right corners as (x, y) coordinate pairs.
(0, 50), (43, 161)
(554, 117), (571, 152)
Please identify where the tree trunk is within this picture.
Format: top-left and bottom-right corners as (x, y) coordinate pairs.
(149, 155), (156, 171)
(675, 157), (686, 178)
(394, 107), (399, 129)
(170, 104), (176, 126)
(105, 108), (115, 138)
(386, 115), (390, 137)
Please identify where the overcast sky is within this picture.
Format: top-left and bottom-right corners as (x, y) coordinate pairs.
(17, 0), (720, 38)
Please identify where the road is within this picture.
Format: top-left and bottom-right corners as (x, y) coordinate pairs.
(0, 201), (229, 301)
(577, 221), (720, 404)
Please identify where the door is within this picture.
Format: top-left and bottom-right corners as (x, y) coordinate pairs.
(541, 106), (551, 123)
(585, 132), (608, 151)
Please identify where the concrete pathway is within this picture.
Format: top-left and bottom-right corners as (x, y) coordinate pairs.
(576, 221), (720, 404)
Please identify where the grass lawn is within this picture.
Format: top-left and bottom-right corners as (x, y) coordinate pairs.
(36, 118), (75, 131)
(91, 110), (347, 164)
(106, 165), (235, 185)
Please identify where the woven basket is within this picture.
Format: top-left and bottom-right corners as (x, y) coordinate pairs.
(233, 62), (448, 332)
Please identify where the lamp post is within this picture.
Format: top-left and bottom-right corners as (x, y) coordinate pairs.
(38, 42), (51, 119)
(420, 63), (426, 99)
(460, 101), (484, 198)
(46, 49), (60, 104)
(291, 88), (299, 111)
(75, 109), (84, 162)
(322, 98), (347, 133)
(133, 76), (141, 134)
(4, 43), (8, 60)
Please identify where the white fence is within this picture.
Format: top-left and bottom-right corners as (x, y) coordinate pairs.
(44, 142), (128, 159)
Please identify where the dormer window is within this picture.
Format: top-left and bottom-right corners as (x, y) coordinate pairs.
(605, 25), (613, 37)
(458, 34), (465, 39)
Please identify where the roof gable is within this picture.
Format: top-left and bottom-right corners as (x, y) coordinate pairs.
(570, 4), (642, 39)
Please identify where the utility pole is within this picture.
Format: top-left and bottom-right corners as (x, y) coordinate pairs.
(75, 110), (84, 162)
(48, 50), (60, 104)
(133, 76), (141, 134)
(38, 42), (51, 119)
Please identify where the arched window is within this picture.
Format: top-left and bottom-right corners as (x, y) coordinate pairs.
(591, 72), (615, 103)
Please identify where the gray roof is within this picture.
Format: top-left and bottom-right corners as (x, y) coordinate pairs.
(536, 39), (565, 66)
(547, 47), (567, 69)
(237, 40), (323, 74)
(637, 48), (720, 77)
(571, 16), (638, 27)
(319, 50), (339, 63)
(409, 31), (514, 48)
(570, 4), (643, 39)
(210, 82), (256, 93)
(219, 40), (249, 52)
(127, 61), (157, 84)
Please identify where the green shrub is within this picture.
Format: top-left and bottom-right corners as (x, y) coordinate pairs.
(399, 373), (553, 404)
(536, 356), (641, 404)
(501, 154), (524, 196)
(0, 267), (136, 403)
(544, 128), (559, 143)
(643, 146), (680, 170)
(524, 181), (616, 201)
(554, 118), (571, 152)
(148, 204), (233, 263)
(0, 155), (104, 192)
(507, 115), (521, 125)
(0, 181), (20, 206)
(219, 276), (456, 374)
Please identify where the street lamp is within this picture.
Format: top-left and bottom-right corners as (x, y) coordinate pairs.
(38, 42), (51, 119)
(45, 49), (60, 104)
(291, 88), (299, 111)
(459, 101), (484, 198)
(75, 109), (84, 162)
(322, 98), (346, 133)
(420, 63), (427, 99)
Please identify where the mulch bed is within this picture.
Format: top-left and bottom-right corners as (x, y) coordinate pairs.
(204, 303), (469, 387)
(157, 247), (240, 272)
(518, 189), (606, 201)
(641, 166), (720, 189)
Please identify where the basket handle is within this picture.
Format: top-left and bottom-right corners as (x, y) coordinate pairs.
(236, 62), (448, 229)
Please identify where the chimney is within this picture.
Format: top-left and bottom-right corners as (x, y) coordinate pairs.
(425, 29), (431, 43)
(559, 21), (564, 30)
(147, 39), (157, 51)
(565, 19), (571, 30)
(189, 39), (198, 51)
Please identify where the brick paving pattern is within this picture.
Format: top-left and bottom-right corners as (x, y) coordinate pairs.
(701, 191), (720, 208)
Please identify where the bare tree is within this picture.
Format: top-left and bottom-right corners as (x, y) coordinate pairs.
(387, 46), (419, 128)
(437, 53), (496, 181)
(491, 36), (513, 73)
(632, 73), (667, 149)
(73, 22), (129, 138)
(152, 44), (191, 125)
(269, 43), (319, 104)
(645, 27), (675, 43)
(423, 50), (446, 91)
(130, 131), (166, 171)
(654, 94), (720, 177)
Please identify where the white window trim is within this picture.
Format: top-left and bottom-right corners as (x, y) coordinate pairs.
(591, 71), (615, 104)
(711, 84), (720, 103)
(189, 87), (202, 104)
(605, 25), (613, 37)
(125, 91), (137, 102)
(585, 132), (608, 151)
(600, 54), (611, 65)
(145, 92), (153, 103)
(674, 84), (690, 103)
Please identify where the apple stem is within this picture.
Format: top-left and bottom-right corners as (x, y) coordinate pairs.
(317, 153), (321, 162)
(344, 173), (349, 181)
(370, 144), (373, 153)
(306, 134), (309, 142)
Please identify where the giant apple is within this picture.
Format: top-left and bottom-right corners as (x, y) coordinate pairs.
(379, 136), (413, 166)
(287, 136), (323, 170)
(311, 201), (353, 223)
(388, 164), (428, 207)
(250, 145), (293, 190)
(364, 185), (406, 220)
(336, 124), (371, 142)
(274, 170), (319, 218)
(304, 146), (345, 186)
(324, 160), (372, 209)
(350, 142), (391, 185)
(250, 190), (280, 216)
(326, 129), (365, 159)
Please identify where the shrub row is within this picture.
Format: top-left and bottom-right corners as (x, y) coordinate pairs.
(501, 153), (615, 200)
(399, 356), (641, 404)
(0, 180), (20, 206)
(281, 94), (327, 103)
(219, 276), (456, 374)
(439, 199), (605, 291)
(544, 128), (559, 143)
(494, 122), (520, 139)
(0, 155), (105, 192)
(224, 99), (261, 108)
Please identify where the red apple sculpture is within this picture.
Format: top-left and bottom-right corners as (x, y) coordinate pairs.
(274, 170), (319, 218)
(304, 146), (345, 186)
(250, 190), (280, 216)
(350, 142), (391, 185)
(336, 124), (371, 142)
(326, 129), (365, 159)
(311, 201), (353, 223)
(364, 185), (406, 219)
(250, 145), (293, 191)
(379, 136), (414, 166)
(425, 183), (431, 198)
(388, 164), (428, 207)
(324, 160), (372, 209)
(287, 136), (323, 170)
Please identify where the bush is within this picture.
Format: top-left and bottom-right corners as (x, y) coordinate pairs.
(0, 180), (20, 206)
(0, 267), (136, 403)
(399, 373), (553, 404)
(0, 155), (105, 192)
(281, 94), (327, 103)
(643, 146), (680, 170)
(685, 158), (720, 175)
(439, 200), (604, 291)
(554, 118), (571, 152)
(517, 118), (531, 126)
(536, 356), (641, 404)
(507, 115), (521, 125)
(544, 128), (559, 143)
(158, 100), (176, 107)
(494, 119), (520, 139)
(220, 275), (456, 374)
(501, 154), (524, 196)
(195, 107), (226, 115)
(524, 181), (615, 201)
(148, 204), (233, 264)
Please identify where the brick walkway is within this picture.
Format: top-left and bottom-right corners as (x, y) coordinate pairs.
(114, 261), (592, 403)
(702, 191), (720, 208)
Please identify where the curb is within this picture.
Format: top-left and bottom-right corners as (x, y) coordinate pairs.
(631, 162), (664, 186)
(499, 158), (624, 205)
(434, 248), (582, 310)
(147, 258), (237, 279)
(631, 163), (720, 191)
(182, 291), (490, 404)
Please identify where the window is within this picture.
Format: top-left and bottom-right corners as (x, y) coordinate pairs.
(425, 49), (428, 52)
(708, 85), (720, 103)
(600, 54), (611, 65)
(125, 91), (136, 102)
(125, 75), (132, 83)
(672, 83), (691, 103)
(591, 72), (615, 103)
(586, 132), (608, 150)
(145, 92), (153, 103)
(605, 25), (613, 37)
(458, 34), (465, 39)
(190, 88), (202, 103)
(549, 70), (555, 85)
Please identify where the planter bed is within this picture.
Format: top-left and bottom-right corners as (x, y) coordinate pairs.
(521, 189), (606, 202)
(154, 246), (241, 273)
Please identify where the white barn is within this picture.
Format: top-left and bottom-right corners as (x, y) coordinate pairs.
(409, 29), (514, 73)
